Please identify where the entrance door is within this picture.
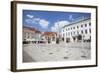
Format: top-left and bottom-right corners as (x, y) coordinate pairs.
(66, 38), (70, 43)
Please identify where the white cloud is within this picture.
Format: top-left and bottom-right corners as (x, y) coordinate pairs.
(51, 20), (70, 32)
(25, 16), (49, 29)
(26, 14), (34, 18)
(69, 15), (74, 21)
(51, 22), (59, 32)
(39, 19), (49, 29)
(58, 21), (69, 28)
(32, 18), (40, 24)
(25, 18), (40, 24)
(25, 19), (32, 23)
(25, 18), (49, 29)
(51, 27), (57, 32)
(33, 18), (41, 21)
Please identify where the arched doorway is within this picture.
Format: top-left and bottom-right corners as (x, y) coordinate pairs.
(77, 35), (82, 42)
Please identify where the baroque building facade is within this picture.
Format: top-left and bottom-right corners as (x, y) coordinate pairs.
(61, 17), (91, 43)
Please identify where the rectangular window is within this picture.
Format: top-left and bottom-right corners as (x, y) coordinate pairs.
(85, 24), (87, 27)
(24, 33), (26, 38)
(89, 22), (91, 26)
(27, 33), (30, 38)
(89, 29), (91, 33)
(71, 27), (72, 30)
(81, 25), (83, 28)
(24, 32), (26, 38)
(81, 30), (83, 34)
(30, 33), (32, 39)
(27, 35), (30, 38)
(73, 31), (75, 35)
(32, 33), (35, 38)
(73, 27), (75, 29)
(85, 29), (87, 34)
(77, 26), (79, 29)
(77, 31), (79, 35)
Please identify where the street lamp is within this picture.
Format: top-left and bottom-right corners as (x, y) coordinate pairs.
(57, 21), (60, 44)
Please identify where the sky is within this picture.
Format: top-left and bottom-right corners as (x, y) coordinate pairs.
(23, 10), (91, 32)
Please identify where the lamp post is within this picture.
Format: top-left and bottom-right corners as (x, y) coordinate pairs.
(57, 21), (60, 44)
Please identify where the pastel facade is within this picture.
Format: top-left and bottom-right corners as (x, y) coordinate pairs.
(23, 26), (57, 44)
(42, 32), (57, 44)
(23, 26), (42, 44)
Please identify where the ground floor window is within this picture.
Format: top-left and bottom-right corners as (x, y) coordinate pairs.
(66, 38), (70, 43)
(62, 37), (64, 41)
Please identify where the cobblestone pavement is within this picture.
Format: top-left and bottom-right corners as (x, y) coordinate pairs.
(23, 43), (91, 62)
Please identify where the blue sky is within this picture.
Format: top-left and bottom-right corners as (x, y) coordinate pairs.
(23, 10), (91, 32)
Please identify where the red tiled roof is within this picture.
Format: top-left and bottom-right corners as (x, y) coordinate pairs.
(43, 32), (57, 36)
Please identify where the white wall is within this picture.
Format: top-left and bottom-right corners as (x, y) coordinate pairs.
(62, 19), (91, 40)
(0, 0), (99, 73)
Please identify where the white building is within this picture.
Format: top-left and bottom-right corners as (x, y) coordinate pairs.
(61, 17), (91, 43)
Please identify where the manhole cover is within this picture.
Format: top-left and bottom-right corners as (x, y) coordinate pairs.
(49, 53), (53, 54)
(81, 55), (87, 58)
(63, 57), (69, 59)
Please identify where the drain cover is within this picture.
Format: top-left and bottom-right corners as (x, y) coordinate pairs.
(49, 53), (53, 54)
(63, 57), (69, 59)
(81, 55), (87, 58)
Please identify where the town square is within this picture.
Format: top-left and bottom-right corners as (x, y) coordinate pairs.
(23, 42), (91, 62)
(22, 10), (91, 62)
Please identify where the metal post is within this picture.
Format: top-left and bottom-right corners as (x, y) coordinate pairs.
(57, 21), (60, 44)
